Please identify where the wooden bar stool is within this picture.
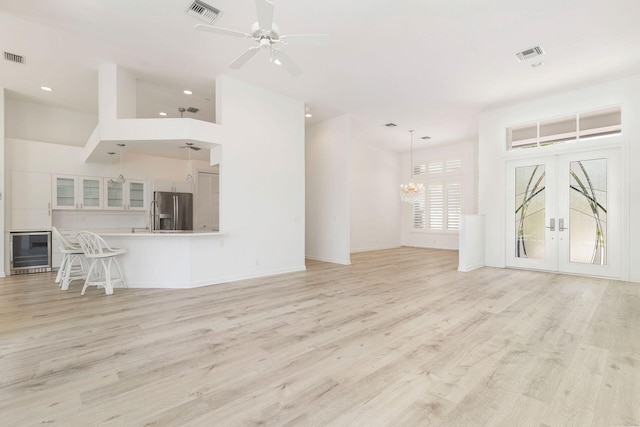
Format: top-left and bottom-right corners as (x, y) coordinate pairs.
(76, 231), (126, 296)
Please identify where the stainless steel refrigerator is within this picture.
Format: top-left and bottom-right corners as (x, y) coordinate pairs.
(151, 191), (193, 231)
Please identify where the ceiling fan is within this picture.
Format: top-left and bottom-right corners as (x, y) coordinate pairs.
(195, 0), (329, 76)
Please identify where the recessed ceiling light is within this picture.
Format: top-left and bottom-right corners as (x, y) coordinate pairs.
(183, 90), (193, 95)
(159, 112), (167, 116)
(305, 113), (312, 118)
(40, 86), (53, 92)
(531, 61), (544, 68)
(274, 58), (282, 66)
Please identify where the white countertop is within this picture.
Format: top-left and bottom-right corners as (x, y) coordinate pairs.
(99, 230), (224, 237)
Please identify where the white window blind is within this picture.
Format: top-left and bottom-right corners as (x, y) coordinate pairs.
(428, 184), (444, 229)
(410, 157), (463, 232)
(447, 183), (462, 230)
(412, 196), (426, 229)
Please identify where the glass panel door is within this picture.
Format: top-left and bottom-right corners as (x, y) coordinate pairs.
(128, 181), (145, 209)
(507, 148), (620, 279)
(558, 149), (620, 278)
(107, 181), (124, 208)
(56, 177), (76, 208)
(506, 157), (558, 272)
(81, 177), (102, 208)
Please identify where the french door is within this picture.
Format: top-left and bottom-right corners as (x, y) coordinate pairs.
(506, 148), (621, 278)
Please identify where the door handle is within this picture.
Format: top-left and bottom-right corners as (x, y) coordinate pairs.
(558, 218), (568, 231)
(545, 218), (555, 231)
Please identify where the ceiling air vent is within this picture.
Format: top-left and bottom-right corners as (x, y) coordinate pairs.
(514, 45), (545, 62)
(384, 123), (397, 127)
(186, 0), (221, 24)
(4, 51), (24, 64)
(186, 107), (199, 113)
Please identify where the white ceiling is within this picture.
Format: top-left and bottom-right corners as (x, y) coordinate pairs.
(2, 0), (640, 153)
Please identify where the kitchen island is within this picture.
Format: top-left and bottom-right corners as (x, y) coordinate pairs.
(100, 230), (227, 289)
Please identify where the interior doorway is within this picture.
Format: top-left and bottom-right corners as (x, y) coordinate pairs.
(506, 147), (622, 279)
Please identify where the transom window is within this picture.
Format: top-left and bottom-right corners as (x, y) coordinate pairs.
(507, 106), (621, 150)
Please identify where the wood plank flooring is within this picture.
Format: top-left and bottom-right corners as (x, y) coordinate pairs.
(0, 247), (638, 426)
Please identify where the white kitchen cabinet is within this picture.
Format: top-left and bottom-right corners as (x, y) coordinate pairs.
(152, 179), (193, 194)
(11, 170), (52, 230)
(52, 174), (103, 210)
(104, 179), (148, 211)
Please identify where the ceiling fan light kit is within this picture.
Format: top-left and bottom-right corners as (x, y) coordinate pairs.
(195, 0), (328, 76)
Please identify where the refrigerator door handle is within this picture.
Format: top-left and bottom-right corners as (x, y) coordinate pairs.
(174, 195), (178, 230)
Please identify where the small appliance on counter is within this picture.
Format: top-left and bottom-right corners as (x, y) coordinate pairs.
(150, 191), (193, 231)
(10, 231), (52, 274)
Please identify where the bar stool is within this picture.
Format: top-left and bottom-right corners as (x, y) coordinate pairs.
(52, 226), (87, 291)
(76, 231), (126, 296)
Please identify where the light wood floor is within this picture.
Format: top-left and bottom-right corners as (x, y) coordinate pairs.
(1, 247), (638, 426)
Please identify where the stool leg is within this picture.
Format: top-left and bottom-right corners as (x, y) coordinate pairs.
(113, 257), (126, 289)
(56, 253), (68, 284)
(81, 259), (97, 296)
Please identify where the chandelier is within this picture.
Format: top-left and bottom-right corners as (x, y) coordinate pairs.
(400, 130), (424, 203)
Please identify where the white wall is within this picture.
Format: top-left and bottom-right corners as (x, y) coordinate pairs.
(5, 98), (97, 146)
(350, 139), (401, 252)
(305, 114), (351, 264)
(400, 140), (477, 250)
(204, 75), (305, 282)
(0, 89), (5, 277)
(478, 73), (640, 281)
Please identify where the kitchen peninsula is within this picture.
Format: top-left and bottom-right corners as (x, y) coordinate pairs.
(100, 230), (226, 289)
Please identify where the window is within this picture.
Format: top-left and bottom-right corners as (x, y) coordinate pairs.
(506, 106), (621, 150)
(411, 158), (462, 232)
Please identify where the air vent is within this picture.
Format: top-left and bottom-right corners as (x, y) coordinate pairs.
(514, 45), (545, 62)
(186, 107), (200, 113)
(186, 0), (221, 23)
(384, 123), (397, 127)
(4, 51), (24, 64)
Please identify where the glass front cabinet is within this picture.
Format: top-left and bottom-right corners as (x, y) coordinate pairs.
(52, 175), (103, 210)
(104, 179), (147, 210)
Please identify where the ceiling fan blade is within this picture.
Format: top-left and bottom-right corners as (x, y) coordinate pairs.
(195, 24), (250, 38)
(274, 51), (302, 77)
(255, 0), (274, 31)
(280, 34), (330, 46)
(229, 47), (260, 69)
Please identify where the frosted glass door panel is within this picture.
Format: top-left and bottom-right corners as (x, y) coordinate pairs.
(515, 165), (546, 259)
(56, 177), (76, 207)
(128, 181), (145, 209)
(568, 158), (607, 265)
(82, 178), (101, 208)
(107, 182), (124, 208)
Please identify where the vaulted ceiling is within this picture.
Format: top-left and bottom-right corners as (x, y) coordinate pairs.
(2, 0), (640, 152)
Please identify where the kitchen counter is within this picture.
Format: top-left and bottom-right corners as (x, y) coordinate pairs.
(101, 230), (223, 237)
(100, 231), (229, 289)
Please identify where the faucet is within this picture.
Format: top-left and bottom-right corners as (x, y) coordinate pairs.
(149, 199), (159, 231)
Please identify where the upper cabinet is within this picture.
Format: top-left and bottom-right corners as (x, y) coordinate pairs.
(104, 179), (148, 211)
(52, 175), (103, 210)
(11, 170), (52, 230)
(152, 179), (193, 194)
